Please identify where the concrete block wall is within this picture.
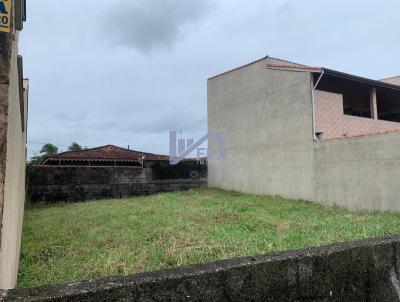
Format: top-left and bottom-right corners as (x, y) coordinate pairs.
(2, 235), (400, 301)
(26, 165), (206, 203)
(315, 89), (400, 140)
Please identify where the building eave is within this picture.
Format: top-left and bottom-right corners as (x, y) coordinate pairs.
(321, 68), (400, 92)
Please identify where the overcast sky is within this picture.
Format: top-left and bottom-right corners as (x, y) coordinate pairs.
(21, 0), (400, 157)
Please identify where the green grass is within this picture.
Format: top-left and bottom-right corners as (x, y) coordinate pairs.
(18, 188), (400, 288)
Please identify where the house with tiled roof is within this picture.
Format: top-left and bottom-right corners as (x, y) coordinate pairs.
(208, 55), (400, 212)
(42, 145), (169, 166)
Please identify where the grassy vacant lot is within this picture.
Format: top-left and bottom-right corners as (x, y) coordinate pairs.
(19, 189), (400, 288)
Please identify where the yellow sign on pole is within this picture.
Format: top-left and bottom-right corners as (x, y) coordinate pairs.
(0, 0), (11, 33)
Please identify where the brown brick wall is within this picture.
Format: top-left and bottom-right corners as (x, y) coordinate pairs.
(315, 90), (400, 140)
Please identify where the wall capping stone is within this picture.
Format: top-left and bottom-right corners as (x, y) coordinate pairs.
(2, 235), (400, 301)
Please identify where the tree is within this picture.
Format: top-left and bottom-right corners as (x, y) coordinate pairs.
(68, 142), (83, 151)
(28, 143), (58, 165)
(28, 154), (44, 165)
(40, 143), (58, 155)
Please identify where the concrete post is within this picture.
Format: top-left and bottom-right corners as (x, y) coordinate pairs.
(0, 6), (27, 288)
(370, 87), (378, 119)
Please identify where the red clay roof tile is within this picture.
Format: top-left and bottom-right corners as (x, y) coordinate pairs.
(42, 145), (168, 164)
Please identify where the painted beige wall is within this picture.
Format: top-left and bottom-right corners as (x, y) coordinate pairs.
(314, 132), (400, 211)
(208, 60), (400, 212)
(208, 58), (315, 201)
(0, 30), (28, 289)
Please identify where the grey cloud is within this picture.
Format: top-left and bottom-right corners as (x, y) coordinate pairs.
(123, 113), (207, 135)
(22, 0), (400, 159)
(102, 0), (213, 53)
(54, 112), (87, 123)
(68, 111), (206, 136)
(276, 2), (292, 15)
